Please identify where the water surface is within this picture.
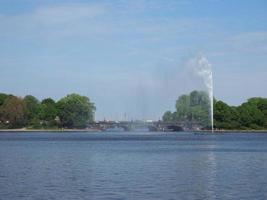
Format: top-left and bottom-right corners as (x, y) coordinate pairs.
(0, 132), (267, 200)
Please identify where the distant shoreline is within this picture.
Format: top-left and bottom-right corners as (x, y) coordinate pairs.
(0, 129), (267, 133)
(196, 129), (267, 133)
(0, 128), (101, 132)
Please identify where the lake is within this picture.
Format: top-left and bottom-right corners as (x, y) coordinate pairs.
(0, 131), (267, 200)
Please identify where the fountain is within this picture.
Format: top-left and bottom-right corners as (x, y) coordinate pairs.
(189, 55), (214, 132)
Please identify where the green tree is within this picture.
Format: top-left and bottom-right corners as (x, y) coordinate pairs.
(0, 96), (25, 128)
(247, 97), (267, 117)
(256, 98), (267, 128)
(0, 93), (9, 124)
(237, 100), (264, 129)
(39, 98), (58, 128)
(23, 95), (41, 124)
(39, 98), (57, 120)
(162, 111), (173, 122)
(214, 101), (240, 129)
(174, 91), (210, 127)
(57, 94), (95, 128)
(0, 93), (9, 106)
(23, 95), (42, 128)
(175, 94), (191, 121)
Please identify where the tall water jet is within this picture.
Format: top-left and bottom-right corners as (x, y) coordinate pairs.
(188, 55), (214, 132)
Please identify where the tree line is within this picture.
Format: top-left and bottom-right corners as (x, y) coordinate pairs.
(1, 91), (266, 130)
(0, 93), (95, 129)
(162, 91), (267, 130)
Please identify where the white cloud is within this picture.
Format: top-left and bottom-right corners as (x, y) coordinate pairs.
(0, 3), (108, 37)
(0, 1), (216, 41)
(33, 4), (106, 24)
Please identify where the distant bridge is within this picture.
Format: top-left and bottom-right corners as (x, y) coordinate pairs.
(88, 121), (202, 132)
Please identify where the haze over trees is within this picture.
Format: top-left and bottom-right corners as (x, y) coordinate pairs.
(163, 91), (267, 130)
(0, 93), (95, 129)
(162, 91), (211, 128)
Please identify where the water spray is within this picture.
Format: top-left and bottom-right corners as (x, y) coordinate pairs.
(189, 55), (214, 132)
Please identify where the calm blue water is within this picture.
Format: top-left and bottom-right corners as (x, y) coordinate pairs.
(0, 132), (267, 200)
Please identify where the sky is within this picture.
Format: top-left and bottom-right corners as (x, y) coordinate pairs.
(0, 0), (266, 120)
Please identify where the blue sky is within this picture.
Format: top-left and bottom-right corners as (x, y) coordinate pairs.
(0, 0), (266, 120)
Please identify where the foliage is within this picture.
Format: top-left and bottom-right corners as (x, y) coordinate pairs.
(0, 93), (96, 129)
(163, 91), (211, 127)
(0, 93), (9, 106)
(57, 94), (96, 128)
(0, 96), (26, 128)
(213, 97), (267, 130)
(163, 91), (267, 130)
(23, 95), (41, 124)
(0, 90), (266, 130)
(214, 101), (240, 129)
(162, 111), (173, 122)
(39, 98), (58, 121)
